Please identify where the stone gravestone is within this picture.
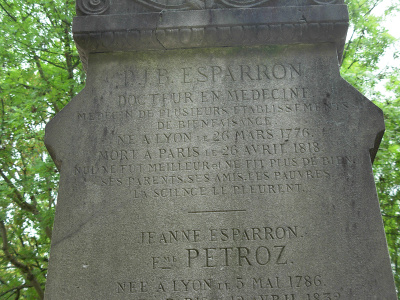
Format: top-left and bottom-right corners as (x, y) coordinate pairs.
(44, 1), (397, 299)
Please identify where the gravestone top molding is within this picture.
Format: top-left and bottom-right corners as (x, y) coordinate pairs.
(73, 1), (348, 70)
(76, 0), (345, 15)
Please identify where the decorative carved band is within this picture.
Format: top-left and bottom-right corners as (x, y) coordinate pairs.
(135, 0), (272, 10)
(77, 0), (110, 15)
(219, 0), (271, 8)
(313, 0), (337, 3)
(135, 0), (203, 10)
(77, 0), (339, 14)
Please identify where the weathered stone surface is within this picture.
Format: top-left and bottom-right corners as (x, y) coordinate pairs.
(45, 1), (397, 299)
(45, 44), (396, 299)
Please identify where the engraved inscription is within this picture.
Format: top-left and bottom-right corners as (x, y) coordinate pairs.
(114, 275), (342, 299)
(72, 51), (358, 298)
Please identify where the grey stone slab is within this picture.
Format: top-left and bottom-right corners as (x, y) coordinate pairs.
(45, 1), (397, 298)
(45, 44), (397, 299)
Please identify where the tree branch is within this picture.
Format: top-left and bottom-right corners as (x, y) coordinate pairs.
(0, 169), (39, 215)
(0, 276), (8, 285)
(0, 168), (52, 239)
(0, 2), (17, 22)
(0, 284), (32, 299)
(0, 221), (44, 299)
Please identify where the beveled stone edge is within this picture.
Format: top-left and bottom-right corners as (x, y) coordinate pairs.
(73, 6), (349, 71)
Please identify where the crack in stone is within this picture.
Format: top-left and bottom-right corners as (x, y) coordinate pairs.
(155, 10), (167, 50)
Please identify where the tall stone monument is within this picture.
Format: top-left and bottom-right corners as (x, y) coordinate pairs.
(44, 0), (397, 299)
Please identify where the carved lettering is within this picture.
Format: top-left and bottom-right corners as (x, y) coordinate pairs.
(186, 245), (290, 268)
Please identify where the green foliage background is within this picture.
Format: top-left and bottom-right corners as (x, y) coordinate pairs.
(0, 0), (399, 298)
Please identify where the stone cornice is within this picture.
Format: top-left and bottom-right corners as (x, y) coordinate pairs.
(76, 0), (345, 15)
(73, 5), (349, 71)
